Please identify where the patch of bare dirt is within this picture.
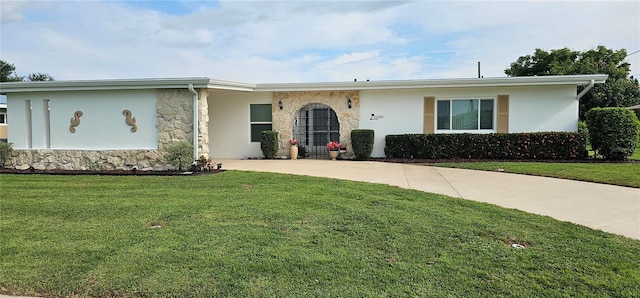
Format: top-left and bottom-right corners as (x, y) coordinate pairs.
(503, 237), (532, 248)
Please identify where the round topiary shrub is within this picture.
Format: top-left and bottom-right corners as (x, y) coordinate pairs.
(260, 130), (279, 159)
(351, 129), (375, 160)
(586, 107), (639, 160)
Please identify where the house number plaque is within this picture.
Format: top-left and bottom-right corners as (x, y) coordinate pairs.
(370, 113), (384, 120)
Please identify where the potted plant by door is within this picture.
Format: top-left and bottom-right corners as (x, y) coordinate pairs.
(289, 138), (299, 160)
(326, 141), (341, 160)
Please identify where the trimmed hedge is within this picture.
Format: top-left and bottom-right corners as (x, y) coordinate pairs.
(260, 130), (279, 159)
(351, 129), (375, 160)
(384, 132), (587, 160)
(586, 107), (639, 160)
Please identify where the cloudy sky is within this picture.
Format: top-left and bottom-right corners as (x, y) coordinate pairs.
(1, 0), (639, 83)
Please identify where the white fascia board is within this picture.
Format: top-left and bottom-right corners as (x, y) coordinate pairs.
(0, 74), (608, 93)
(256, 74), (609, 92)
(206, 79), (256, 92)
(0, 77), (257, 93)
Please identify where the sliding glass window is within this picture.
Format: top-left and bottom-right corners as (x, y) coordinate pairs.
(436, 99), (495, 132)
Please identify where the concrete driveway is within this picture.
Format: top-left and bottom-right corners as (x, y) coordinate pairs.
(219, 159), (640, 240)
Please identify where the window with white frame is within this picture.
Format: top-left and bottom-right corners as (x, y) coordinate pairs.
(249, 104), (272, 142)
(0, 111), (6, 124)
(436, 98), (494, 131)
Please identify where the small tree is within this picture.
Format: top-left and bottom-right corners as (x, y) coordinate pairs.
(260, 130), (279, 159)
(351, 129), (375, 160)
(27, 72), (55, 81)
(1, 60), (55, 82)
(0, 60), (23, 82)
(504, 46), (640, 119)
(165, 141), (193, 171)
(0, 142), (13, 168)
(586, 108), (639, 160)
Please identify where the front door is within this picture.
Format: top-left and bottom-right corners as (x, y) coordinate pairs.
(292, 103), (339, 159)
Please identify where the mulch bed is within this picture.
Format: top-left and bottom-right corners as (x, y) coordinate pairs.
(0, 168), (225, 176)
(1, 158), (637, 175)
(371, 158), (640, 164)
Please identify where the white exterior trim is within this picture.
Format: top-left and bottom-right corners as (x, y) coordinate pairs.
(0, 74), (608, 93)
(256, 75), (607, 91)
(0, 77), (256, 93)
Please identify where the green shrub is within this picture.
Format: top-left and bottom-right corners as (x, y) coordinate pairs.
(351, 129), (375, 160)
(586, 107), (639, 160)
(165, 141), (193, 171)
(260, 130), (279, 159)
(578, 121), (589, 146)
(298, 145), (307, 159)
(0, 142), (13, 168)
(384, 132), (586, 160)
(195, 155), (213, 172)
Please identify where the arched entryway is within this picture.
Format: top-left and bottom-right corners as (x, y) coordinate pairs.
(292, 103), (340, 159)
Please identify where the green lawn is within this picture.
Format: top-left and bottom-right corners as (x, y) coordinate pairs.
(1, 172), (639, 297)
(588, 139), (640, 160)
(631, 139), (640, 160)
(425, 162), (640, 188)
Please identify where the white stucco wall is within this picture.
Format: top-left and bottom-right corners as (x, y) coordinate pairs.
(507, 85), (578, 133)
(359, 85), (579, 157)
(358, 89), (424, 158)
(206, 84), (578, 159)
(208, 91), (273, 159)
(7, 90), (157, 150)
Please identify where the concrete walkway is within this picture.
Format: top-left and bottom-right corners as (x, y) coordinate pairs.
(219, 159), (640, 240)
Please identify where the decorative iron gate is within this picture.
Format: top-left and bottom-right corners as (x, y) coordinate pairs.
(292, 103), (339, 159)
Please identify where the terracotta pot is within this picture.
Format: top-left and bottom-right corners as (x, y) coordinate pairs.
(329, 150), (339, 160)
(290, 146), (298, 160)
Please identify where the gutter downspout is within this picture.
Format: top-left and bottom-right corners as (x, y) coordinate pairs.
(577, 79), (595, 100)
(188, 84), (198, 160)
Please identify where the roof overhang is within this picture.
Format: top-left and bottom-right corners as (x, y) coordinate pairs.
(0, 77), (256, 93)
(255, 74), (609, 91)
(0, 74), (608, 94)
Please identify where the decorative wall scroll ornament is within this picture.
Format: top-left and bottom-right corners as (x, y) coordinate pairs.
(69, 111), (83, 133)
(122, 109), (137, 133)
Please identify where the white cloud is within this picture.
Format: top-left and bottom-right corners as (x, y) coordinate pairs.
(326, 51), (380, 66)
(0, 0), (28, 23)
(1, 0), (638, 82)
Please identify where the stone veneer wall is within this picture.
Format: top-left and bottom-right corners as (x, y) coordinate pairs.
(7, 88), (205, 171)
(156, 89), (194, 153)
(272, 90), (359, 158)
(197, 89), (209, 158)
(9, 150), (165, 171)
